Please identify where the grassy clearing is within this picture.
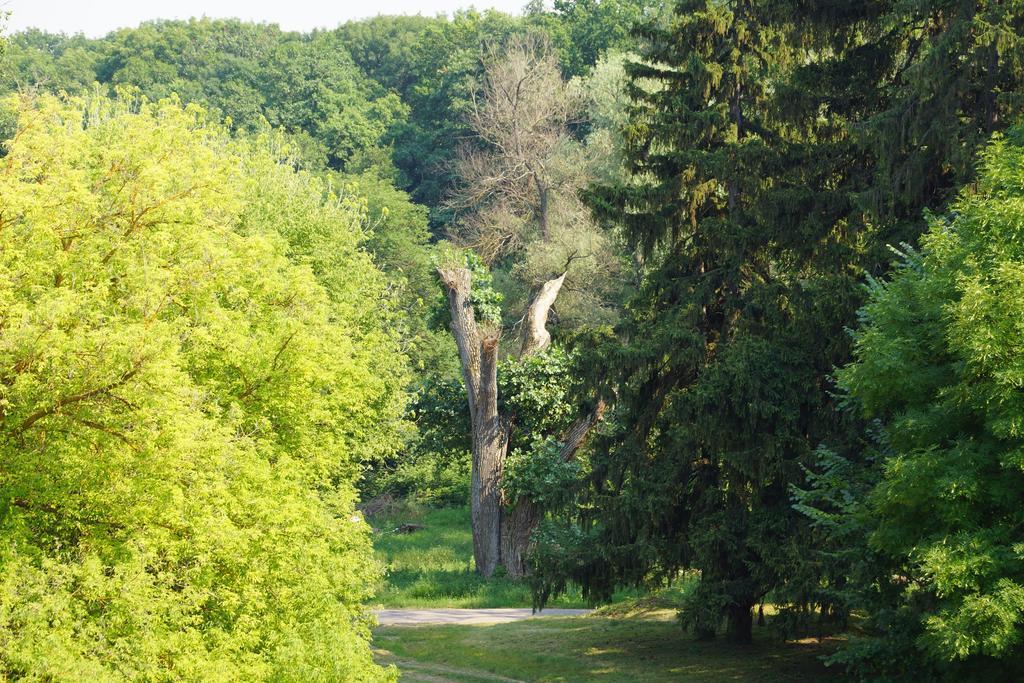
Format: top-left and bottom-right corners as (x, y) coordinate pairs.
(368, 502), (841, 681)
(373, 612), (839, 682)
(369, 504), (627, 608)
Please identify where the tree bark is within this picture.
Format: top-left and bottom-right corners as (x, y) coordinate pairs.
(559, 399), (606, 461)
(438, 268), (480, 417)
(519, 272), (565, 357)
(473, 330), (508, 576)
(439, 266), (508, 577)
(500, 497), (539, 579)
(725, 601), (754, 645)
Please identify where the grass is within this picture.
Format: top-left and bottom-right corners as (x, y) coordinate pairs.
(369, 504), (629, 608)
(373, 612), (840, 682)
(368, 501), (843, 681)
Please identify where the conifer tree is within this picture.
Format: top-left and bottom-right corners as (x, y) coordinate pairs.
(538, 0), (1024, 644)
(568, 0), (846, 643)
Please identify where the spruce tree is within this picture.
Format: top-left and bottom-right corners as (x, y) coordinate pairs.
(566, 0), (853, 643)
(537, 0), (1024, 645)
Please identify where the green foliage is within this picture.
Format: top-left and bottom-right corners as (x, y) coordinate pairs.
(333, 11), (521, 222)
(372, 374), (472, 507)
(833, 130), (1024, 680)
(370, 344), (586, 509)
(553, 0), (860, 641)
(331, 168), (457, 376)
(378, 451), (471, 508)
(2, 20), (406, 172)
(498, 347), (578, 445)
(525, 0), (664, 77)
(1, 29), (101, 92)
(0, 93), (404, 680)
(503, 437), (580, 510)
(465, 253), (505, 329)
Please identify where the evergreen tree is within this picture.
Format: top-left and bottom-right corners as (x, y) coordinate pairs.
(549, 0), (855, 643)
(536, 0), (1024, 645)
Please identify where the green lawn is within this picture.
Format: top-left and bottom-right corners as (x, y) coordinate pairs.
(373, 612), (839, 682)
(369, 505), (622, 608)
(369, 503), (842, 680)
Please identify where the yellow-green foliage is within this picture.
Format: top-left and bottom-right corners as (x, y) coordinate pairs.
(0, 93), (405, 681)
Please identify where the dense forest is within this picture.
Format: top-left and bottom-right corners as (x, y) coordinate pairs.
(2, 0), (1024, 680)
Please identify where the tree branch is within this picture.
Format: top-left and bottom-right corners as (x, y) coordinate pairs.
(519, 271), (566, 357)
(14, 361), (145, 434)
(560, 398), (607, 461)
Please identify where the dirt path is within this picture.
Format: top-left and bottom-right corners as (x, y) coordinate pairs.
(374, 607), (590, 626)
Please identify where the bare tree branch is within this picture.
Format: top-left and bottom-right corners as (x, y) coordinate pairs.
(519, 271), (567, 357)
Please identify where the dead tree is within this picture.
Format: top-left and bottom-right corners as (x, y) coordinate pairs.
(438, 264), (604, 578)
(440, 36), (604, 579)
(447, 35), (578, 264)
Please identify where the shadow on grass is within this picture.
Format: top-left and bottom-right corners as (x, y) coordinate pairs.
(374, 615), (841, 682)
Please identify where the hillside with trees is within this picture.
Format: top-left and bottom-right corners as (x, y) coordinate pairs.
(2, 1), (1024, 680)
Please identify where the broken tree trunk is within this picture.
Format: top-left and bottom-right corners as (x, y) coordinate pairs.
(439, 265), (602, 579)
(473, 329), (508, 577)
(439, 266), (507, 577)
(500, 273), (610, 580)
(519, 272), (566, 357)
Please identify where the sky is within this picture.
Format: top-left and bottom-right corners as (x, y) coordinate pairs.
(3, 0), (530, 37)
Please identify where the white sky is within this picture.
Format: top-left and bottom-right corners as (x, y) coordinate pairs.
(3, 0), (531, 38)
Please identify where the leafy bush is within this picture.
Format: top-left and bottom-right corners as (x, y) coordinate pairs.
(0, 93), (404, 680)
(502, 437), (580, 510)
(834, 128), (1024, 680)
(363, 372), (471, 506)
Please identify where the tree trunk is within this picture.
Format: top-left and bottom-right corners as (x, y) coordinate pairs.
(438, 268), (480, 418)
(439, 266), (507, 576)
(473, 330), (508, 576)
(725, 601), (754, 645)
(440, 266), (597, 578)
(501, 498), (540, 579)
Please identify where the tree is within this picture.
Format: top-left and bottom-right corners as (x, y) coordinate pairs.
(834, 129), (1024, 681)
(448, 36), (580, 260)
(0, 29), (102, 93)
(534, 0), (864, 642)
(532, 0), (1024, 645)
(332, 11), (522, 224)
(438, 37), (610, 578)
(0, 93), (405, 680)
(560, 0), (849, 644)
